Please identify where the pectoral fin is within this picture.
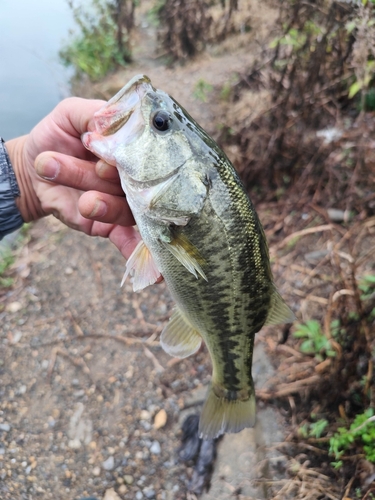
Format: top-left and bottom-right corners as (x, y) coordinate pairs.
(160, 307), (202, 358)
(121, 240), (161, 292)
(161, 233), (208, 281)
(264, 289), (295, 325)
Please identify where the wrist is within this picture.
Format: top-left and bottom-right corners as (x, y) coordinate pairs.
(6, 136), (43, 222)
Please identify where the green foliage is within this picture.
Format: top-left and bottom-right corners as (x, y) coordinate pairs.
(299, 418), (329, 439)
(346, 2), (375, 110)
(0, 250), (15, 288)
(193, 79), (213, 102)
(60, 0), (132, 81)
(147, 0), (166, 27)
(293, 320), (337, 361)
(0, 250), (14, 276)
(358, 273), (375, 300)
(329, 408), (375, 466)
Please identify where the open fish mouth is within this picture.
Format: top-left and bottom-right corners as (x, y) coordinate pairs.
(82, 75), (152, 164)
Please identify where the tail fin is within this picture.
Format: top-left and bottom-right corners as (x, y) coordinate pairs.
(198, 384), (256, 440)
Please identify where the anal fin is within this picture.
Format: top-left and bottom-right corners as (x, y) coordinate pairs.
(264, 289), (295, 326)
(160, 308), (202, 358)
(121, 240), (161, 292)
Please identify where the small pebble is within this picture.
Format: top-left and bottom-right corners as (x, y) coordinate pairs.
(6, 302), (22, 313)
(150, 441), (161, 455)
(136, 492), (143, 500)
(92, 466), (101, 476)
(143, 487), (156, 499)
(103, 489), (121, 500)
(124, 474), (134, 485)
(0, 423), (10, 432)
(102, 456), (115, 471)
(140, 410), (151, 421)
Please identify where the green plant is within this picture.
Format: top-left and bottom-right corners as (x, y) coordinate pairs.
(293, 320), (337, 361)
(358, 273), (375, 300)
(0, 250), (15, 288)
(0, 250), (14, 276)
(346, 2), (375, 110)
(329, 408), (375, 467)
(299, 418), (329, 439)
(193, 79), (213, 102)
(60, 0), (133, 81)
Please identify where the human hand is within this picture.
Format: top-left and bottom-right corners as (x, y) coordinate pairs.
(5, 97), (140, 259)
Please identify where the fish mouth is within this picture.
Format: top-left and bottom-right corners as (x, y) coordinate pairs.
(82, 75), (152, 163)
(94, 75), (152, 136)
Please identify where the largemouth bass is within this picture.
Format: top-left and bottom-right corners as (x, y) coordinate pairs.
(82, 75), (294, 439)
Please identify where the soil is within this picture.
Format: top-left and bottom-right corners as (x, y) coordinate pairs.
(1, 2), (375, 499)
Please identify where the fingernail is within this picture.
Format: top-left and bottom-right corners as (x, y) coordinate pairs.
(36, 158), (60, 180)
(96, 160), (117, 180)
(89, 199), (108, 218)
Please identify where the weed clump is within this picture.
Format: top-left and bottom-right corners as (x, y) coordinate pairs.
(60, 0), (135, 81)
(221, 0), (375, 214)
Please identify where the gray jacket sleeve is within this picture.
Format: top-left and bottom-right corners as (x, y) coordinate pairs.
(0, 138), (24, 240)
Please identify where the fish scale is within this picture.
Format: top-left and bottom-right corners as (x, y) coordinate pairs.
(82, 74), (295, 439)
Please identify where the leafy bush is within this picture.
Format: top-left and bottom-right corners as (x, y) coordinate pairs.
(329, 408), (375, 467)
(293, 320), (337, 361)
(222, 0), (375, 212)
(60, 0), (134, 81)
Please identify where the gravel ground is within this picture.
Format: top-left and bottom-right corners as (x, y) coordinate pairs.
(0, 218), (215, 500)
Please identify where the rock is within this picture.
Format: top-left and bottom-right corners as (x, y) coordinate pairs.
(67, 403), (93, 447)
(135, 492), (143, 500)
(102, 456), (115, 471)
(6, 302), (22, 313)
(118, 484), (128, 494)
(103, 489), (121, 500)
(150, 441), (161, 455)
(68, 438), (81, 450)
(140, 410), (151, 421)
(92, 466), (101, 476)
(153, 409), (167, 430)
(143, 487), (156, 499)
(10, 331), (22, 344)
(0, 423), (10, 432)
(124, 474), (134, 485)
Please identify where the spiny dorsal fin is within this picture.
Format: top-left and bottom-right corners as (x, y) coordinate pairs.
(161, 233), (207, 281)
(121, 240), (161, 292)
(160, 307), (202, 358)
(264, 288), (295, 326)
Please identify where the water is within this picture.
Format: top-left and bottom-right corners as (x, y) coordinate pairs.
(0, 0), (75, 140)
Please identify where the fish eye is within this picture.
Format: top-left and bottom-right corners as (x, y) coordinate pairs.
(152, 110), (170, 132)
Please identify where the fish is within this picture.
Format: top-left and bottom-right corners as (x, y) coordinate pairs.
(82, 74), (295, 439)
